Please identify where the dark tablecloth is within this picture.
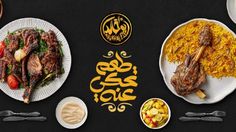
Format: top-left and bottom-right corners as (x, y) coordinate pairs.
(0, 0), (235, 132)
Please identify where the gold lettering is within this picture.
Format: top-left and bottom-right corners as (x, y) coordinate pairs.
(90, 50), (138, 112)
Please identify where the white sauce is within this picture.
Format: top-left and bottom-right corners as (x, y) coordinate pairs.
(61, 102), (85, 125)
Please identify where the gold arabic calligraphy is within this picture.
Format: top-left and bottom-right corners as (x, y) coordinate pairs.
(90, 51), (138, 112)
(100, 13), (132, 45)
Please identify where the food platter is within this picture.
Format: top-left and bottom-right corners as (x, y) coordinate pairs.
(0, 18), (72, 102)
(159, 18), (236, 104)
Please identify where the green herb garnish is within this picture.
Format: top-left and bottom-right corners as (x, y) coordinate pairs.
(39, 73), (56, 87)
(35, 28), (45, 34)
(19, 83), (24, 89)
(6, 64), (12, 75)
(4, 38), (10, 46)
(60, 67), (65, 74)
(39, 39), (48, 53)
(58, 42), (64, 57)
(19, 39), (24, 49)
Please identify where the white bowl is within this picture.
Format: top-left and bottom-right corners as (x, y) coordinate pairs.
(140, 98), (171, 129)
(159, 18), (236, 104)
(227, 0), (236, 24)
(56, 97), (88, 129)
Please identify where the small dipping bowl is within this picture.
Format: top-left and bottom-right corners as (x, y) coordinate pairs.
(227, 0), (236, 24)
(56, 96), (88, 129)
(140, 98), (171, 129)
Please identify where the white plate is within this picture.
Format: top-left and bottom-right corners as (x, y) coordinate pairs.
(0, 18), (72, 102)
(56, 97), (88, 129)
(227, 0), (236, 24)
(159, 18), (236, 104)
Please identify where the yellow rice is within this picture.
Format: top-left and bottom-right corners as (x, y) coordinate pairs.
(164, 20), (236, 78)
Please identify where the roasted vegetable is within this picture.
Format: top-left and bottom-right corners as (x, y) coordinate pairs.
(0, 41), (6, 57)
(14, 49), (26, 62)
(38, 73), (56, 87)
(7, 74), (19, 89)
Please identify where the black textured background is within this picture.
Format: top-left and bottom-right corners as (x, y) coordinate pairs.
(0, 0), (235, 132)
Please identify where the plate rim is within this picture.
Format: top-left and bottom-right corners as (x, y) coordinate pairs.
(159, 18), (236, 104)
(226, 0), (236, 24)
(0, 17), (72, 102)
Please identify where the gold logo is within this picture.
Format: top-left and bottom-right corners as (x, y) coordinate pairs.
(90, 51), (138, 112)
(100, 13), (132, 45)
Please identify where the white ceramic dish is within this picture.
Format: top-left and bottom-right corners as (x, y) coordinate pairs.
(56, 97), (88, 129)
(0, 18), (72, 102)
(159, 18), (236, 104)
(140, 98), (171, 129)
(227, 0), (236, 24)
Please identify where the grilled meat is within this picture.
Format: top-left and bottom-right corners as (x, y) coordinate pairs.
(7, 34), (19, 53)
(22, 29), (39, 55)
(199, 25), (212, 46)
(22, 29), (38, 45)
(0, 28), (64, 104)
(14, 29), (40, 62)
(41, 30), (62, 75)
(3, 49), (16, 64)
(41, 51), (61, 74)
(0, 49), (22, 82)
(171, 25), (212, 96)
(0, 60), (6, 82)
(41, 30), (58, 48)
(11, 63), (22, 83)
(171, 55), (206, 95)
(27, 54), (42, 76)
(21, 57), (28, 87)
(23, 53), (42, 104)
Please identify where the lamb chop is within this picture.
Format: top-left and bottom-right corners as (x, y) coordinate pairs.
(171, 25), (212, 96)
(22, 29), (39, 54)
(4, 34), (22, 82)
(14, 29), (39, 62)
(23, 53), (42, 104)
(21, 57), (28, 88)
(0, 49), (22, 83)
(41, 30), (63, 76)
(0, 60), (6, 82)
(3, 47), (16, 64)
(0, 50), (12, 82)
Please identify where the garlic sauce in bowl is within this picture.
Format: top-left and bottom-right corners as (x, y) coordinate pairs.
(61, 102), (85, 124)
(56, 97), (88, 129)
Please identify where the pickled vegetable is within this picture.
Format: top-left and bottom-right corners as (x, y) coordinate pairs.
(141, 98), (169, 129)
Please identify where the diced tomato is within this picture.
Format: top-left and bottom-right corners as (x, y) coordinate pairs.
(0, 41), (6, 58)
(152, 121), (158, 127)
(145, 113), (150, 118)
(7, 75), (19, 90)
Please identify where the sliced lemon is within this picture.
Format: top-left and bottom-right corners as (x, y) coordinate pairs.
(155, 114), (163, 122)
(150, 108), (158, 116)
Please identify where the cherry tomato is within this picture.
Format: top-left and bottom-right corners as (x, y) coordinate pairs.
(7, 75), (19, 90)
(0, 41), (6, 58)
